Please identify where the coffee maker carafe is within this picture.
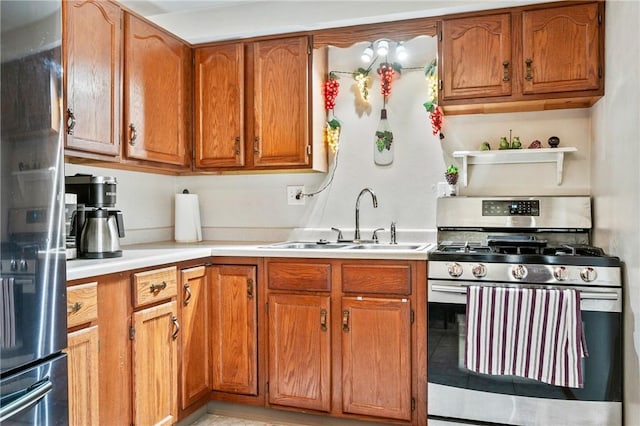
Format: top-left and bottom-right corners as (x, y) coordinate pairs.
(65, 174), (125, 258)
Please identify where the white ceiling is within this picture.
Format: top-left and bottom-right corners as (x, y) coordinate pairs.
(118, 0), (549, 44)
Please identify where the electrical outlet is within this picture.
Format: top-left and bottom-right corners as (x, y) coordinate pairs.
(287, 185), (305, 205)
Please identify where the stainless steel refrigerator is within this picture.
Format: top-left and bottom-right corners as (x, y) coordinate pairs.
(0, 1), (68, 424)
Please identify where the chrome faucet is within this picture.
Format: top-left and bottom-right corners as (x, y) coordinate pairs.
(354, 188), (378, 241)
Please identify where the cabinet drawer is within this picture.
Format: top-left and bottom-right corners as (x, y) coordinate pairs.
(67, 282), (98, 328)
(342, 264), (411, 295)
(133, 266), (177, 308)
(268, 262), (331, 291)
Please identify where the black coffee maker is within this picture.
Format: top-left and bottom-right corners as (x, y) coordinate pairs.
(65, 174), (125, 258)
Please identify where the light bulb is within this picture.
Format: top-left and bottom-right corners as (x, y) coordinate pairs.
(361, 45), (374, 63)
(376, 39), (389, 56)
(395, 42), (408, 61)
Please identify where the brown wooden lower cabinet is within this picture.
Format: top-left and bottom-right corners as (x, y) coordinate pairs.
(179, 266), (211, 410)
(341, 297), (412, 421)
(65, 326), (100, 426)
(209, 264), (258, 395)
(267, 293), (331, 412)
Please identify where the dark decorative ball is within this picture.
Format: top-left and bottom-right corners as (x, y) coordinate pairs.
(548, 136), (560, 148)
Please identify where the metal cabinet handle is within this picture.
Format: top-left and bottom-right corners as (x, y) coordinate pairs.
(247, 278), (254, 299)
(128, 123), (138, 145)
(67, 301), (83, 314)
(171, 315), (180, 340)
(502, 61), (510, 82)
(320, 309), (328, 332)
(66, 108), (76, 135)
(234, 136), (241, 155)
(150, 281), (167, 293)
(253, 136), (260, 154)
(342, 310), (350, 332)
(525, 59), (533, 81)
(183, 283), (191, 306)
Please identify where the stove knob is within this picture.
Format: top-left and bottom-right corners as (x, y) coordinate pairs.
(447, 262), (463, 278)
(580, 267), (598, 282)
(10, 259), (17, 272)
(472, 264), (487, 278)
(553, 266), (568, 281)
(511, 264), (528, 280)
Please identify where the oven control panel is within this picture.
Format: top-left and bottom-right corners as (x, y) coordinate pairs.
(482, 200), (540, 216)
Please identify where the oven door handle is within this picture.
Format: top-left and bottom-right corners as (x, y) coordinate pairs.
(431, 285), (467, 294)
(431, 286), (619, 301)
(580, 292), (618, 301)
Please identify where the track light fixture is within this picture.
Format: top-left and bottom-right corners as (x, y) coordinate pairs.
(360, 39), (408, 64)
(361, 44), (374, 63)
(375, 39), (389, 56)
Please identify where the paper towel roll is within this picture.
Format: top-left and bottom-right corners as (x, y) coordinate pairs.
(175, 193), (202, 242)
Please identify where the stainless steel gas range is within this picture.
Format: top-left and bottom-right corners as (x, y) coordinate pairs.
(427, 196), (622, 426)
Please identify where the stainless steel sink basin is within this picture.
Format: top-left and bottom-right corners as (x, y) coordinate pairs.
(263, 241), (351, 250)
(262, 241), (430, 251)
(347, 243), (429, 251)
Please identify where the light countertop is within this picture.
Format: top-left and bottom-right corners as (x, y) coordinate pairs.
(66, 240), (434, 281)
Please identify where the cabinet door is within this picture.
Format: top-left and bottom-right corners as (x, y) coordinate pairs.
(252, 36), (310, 168)
(522, 2), (601, 94)
(63, 0), (121, 157)
(124, 14), (190, 166)
(132, 301), (178, 426)
(268, 294), (331, 412)
(342, 297), (412, 421)
(179, 266), (210, 409)
(209, 265), (258, 395)
(440, 13), (512, 100)
(66, 326), (100, 426)
(195, 44), (245, 168)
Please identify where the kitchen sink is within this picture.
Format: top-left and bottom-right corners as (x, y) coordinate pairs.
(346, 243), (430, 251)
(262, 241), (430, 251)
(262, 241), (352, 250)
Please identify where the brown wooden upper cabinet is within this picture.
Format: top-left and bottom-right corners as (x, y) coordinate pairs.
(439, 1), (603, 114)
(195, 36), (316, 171)
(63, 0), (121, 159)
(123, 13), (191, 167)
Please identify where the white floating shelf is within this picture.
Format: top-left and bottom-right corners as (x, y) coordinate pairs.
(452, 147), (577, 187)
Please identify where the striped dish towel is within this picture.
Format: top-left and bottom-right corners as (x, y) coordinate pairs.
(465, 286), (587, 388)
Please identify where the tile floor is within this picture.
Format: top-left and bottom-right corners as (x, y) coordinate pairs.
(189, 414), (296, 426)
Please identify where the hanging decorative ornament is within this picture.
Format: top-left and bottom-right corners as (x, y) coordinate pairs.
(325, 118), (342, 153)
(422, 58), (444, 139)
(374, 108), (394, 166)
(323, 74), (339, 110)
(377, 63), (395, 97)
(352, 68), (371, 103)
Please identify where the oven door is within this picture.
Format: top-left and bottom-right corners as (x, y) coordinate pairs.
(427, 280), (622, 426)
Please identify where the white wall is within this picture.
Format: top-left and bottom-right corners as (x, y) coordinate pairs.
(591, 1), (640, 424)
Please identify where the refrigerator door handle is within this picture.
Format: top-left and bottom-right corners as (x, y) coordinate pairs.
(0, 378), (53, 422)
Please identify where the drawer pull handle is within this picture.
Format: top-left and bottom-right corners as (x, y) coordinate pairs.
(247, 278), (254, 299)
(67, 302), (83, 314)
(320, 309), (328, 332)
(342, 310), (350, 332)
(253, 136), (260, 154)
(502, 61), (510, 82)
(128, 123), (138, 145)
(171, 315), (180, 340)
(525, 58), (533, 81)
(66, 108), (76, 135)
(183, 283), (192, 306)
(150, 281), (167, 293)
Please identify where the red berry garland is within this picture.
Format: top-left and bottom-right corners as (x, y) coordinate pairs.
(430, 106), (443, 136)
(323, 77), (339, 110)
(377, 63), (395, 97)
